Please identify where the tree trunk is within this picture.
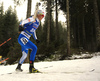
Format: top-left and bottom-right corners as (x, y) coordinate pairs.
(66, 0), (71, 56)
(93, 0), (100, 51)
(47, 0), (51, 46)
(82, 16), (86, 49)
(26, 0), (32, 18)
(77, 21), (80, 47)
(55, 0), (59, 47)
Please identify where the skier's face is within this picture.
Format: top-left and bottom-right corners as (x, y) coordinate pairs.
(37, 14), (44, 20)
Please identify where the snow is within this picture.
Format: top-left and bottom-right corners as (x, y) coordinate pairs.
(0, 56), (100, 81)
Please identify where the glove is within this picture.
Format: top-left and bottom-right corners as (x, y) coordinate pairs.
(36, 39), (40, 43)
(19, 25), (25, 32)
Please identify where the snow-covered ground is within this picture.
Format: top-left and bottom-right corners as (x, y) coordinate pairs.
(0, 56), (100, 81)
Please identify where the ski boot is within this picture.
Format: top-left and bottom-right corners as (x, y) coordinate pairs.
(29, 66), (41, 73)
(16, 64), (23, 72)
(29, 61), (41, 73)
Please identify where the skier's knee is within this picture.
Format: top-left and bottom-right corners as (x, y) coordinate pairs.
(34, 45), (37, 51)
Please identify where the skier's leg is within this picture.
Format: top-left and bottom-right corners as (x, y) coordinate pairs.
(16, 36), (29, 71)
(17, 35), (39, 72)
(29, 44), (38, 73)
(26, 41), (37, 64)
(26, 41), (40, 73)
(18, 36), (30, 64)
(16, 46), (28, 71)
(19, 46), (28, 64)
(30, 44), (37, 62)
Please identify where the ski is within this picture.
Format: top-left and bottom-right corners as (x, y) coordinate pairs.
(4, 70), (47, 75)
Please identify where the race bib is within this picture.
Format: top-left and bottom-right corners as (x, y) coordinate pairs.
(20, 37), (28, 45)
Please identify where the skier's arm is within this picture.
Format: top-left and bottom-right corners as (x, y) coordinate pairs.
(32, 30), (37, 40)
(20, 17), (34, 26)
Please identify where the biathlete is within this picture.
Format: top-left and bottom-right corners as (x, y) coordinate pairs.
(16, 10), (44, 73)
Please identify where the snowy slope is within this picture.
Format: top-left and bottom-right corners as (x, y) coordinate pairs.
(0, 56), (100, 81)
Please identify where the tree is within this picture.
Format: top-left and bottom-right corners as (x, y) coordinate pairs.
(66, 0), (71, 56)
(26, 0), (32, 18)
(13, 0), (32, 18)
(0, 2), (4, 56)
(93, 0), (100, 51)
(1, 6), (19, 57)
(55, 0), (59, 47)
(13, 0), (26, 5)
(58, 0), (100, 52)
(47, 0), (51, 46)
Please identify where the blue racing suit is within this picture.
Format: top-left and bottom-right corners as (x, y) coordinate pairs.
(18, 17), (39, 64)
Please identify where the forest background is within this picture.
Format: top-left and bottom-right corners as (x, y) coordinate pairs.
(0, 0), (100, 64)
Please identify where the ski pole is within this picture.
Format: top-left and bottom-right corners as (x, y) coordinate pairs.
(0, 38), (11, 47)
(0, 58), (9, 64)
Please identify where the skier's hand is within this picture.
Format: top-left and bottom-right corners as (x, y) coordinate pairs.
(36, 39), (40, 43)
(19, 25), (25, 32)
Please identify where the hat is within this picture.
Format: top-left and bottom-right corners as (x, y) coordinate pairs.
(37, 10), (44, 17)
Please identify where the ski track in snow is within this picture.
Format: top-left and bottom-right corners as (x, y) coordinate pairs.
(0, 56), (100, 81)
